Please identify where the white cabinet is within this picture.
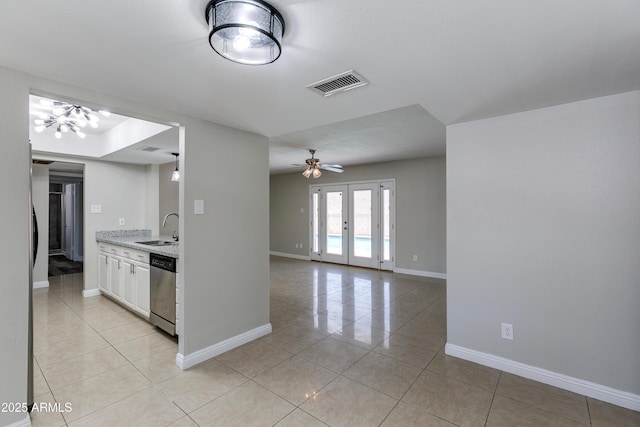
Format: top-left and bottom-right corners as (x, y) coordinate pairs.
(97, 243), (152, 319)
(98, 252), (110, 294)
(109, 255), (123, 299)
(122, 259), (135, 309)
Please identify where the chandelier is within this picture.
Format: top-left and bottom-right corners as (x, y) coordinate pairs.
(33, 99), (110, 139)
(205, 0), (285, 65)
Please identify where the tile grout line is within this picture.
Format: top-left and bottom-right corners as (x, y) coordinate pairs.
(36, 274), (176, 426)
(483, 370), (502, 427)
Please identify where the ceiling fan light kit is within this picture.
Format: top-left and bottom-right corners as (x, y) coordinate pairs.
(300, 149), (344, 179)
(205, 0), (285, 65)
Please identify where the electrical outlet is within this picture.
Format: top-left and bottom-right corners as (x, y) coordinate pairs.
(119, 218), (125, 226)
(299, 243), (303, 249)
(501, 323), (514, 340)
(412, 255), (418, 262)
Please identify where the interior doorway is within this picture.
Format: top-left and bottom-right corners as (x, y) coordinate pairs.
(48, 163), (84, 276)
(310, 180), (395, 270)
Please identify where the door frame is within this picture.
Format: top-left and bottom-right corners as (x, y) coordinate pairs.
(309, 179), (396, 270)
(63, 183), (75, 261)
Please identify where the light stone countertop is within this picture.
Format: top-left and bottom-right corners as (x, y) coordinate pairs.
(96, 230), (179, 258)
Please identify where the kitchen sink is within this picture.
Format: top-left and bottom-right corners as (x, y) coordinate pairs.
(135, 240), (177, 246)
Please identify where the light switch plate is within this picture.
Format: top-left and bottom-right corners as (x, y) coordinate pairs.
(194, 199), (205, 215)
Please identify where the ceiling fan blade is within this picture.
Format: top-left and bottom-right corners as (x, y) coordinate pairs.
(321, 164), (342, 168)
(319, 165), (344, 173)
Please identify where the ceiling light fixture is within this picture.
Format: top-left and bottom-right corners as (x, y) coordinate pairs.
(302, 164), (322, 179)
(299, 149), (343, 179)
(205, 0), (285, 65)
(33, 99), (109, 139)
(171, 153), (180, 182)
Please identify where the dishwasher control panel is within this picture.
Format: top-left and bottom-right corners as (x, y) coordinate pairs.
(150, 253), (176, 272)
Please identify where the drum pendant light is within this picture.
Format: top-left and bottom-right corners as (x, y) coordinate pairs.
(205, 0), (285, 65)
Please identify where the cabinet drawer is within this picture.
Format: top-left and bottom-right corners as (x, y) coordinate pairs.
(98, 243), (112, 253)
(98, 242), (150, 264)
(121, 248), (149, 263)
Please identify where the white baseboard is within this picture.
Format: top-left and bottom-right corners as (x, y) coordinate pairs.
(394, 268), (447, 280)
(269, 251), (311, 261)
(82, 288), (101, 298)
(176, 323), (272, 370)
(33, 280), (49, 289)
(6, 415), (31, 427)
(445, 343), (640, 411)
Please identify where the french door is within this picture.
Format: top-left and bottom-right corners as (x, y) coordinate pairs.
(310, 180), (395, 270)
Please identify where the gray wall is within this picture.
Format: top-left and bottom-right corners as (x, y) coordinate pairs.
(35, 154), (152, 293)
(145, 164), (160, 235)
(0, 66), (270, 408)
(159, 161), (179, 235)
(84, 160), (150, 289)
(32, 163), (50, 285)
(447, 91), (640, 394)
(181, 118), (269, 355)
(270, 156), (446, 274)
(0, 67), (30, 427)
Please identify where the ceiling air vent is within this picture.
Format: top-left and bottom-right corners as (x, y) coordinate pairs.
(307, 70), (369, 97)
(137, 146), (161, 152)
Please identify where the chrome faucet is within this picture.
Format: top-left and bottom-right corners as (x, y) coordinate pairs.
(162, 212), (179, 241)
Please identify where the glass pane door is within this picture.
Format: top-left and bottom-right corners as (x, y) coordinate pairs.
(309, 180), (394, 270)
(348, 183), (379, 268)
(353, 189), (372, 258)
(379, 180), (395, 271)
(322, 185), (348, 264)
(310, 189), (322, 261)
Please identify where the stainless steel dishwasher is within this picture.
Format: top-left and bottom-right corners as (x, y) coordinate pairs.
(149, 253), (177, 336)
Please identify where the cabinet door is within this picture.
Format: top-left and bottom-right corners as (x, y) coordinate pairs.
(122, 259), (135, 309)
(134, 263), (150, 318)
(98, 252), (110, 294)
(109, 255), (123, 300)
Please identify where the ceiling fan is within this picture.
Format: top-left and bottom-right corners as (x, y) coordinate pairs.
(297, 149), (344, 178)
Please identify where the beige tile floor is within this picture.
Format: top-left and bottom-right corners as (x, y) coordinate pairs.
(30, 256), (639, 426)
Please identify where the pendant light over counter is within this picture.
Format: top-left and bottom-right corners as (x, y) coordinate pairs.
(205, 0), (285, 65)
(171, 153), (180, 182)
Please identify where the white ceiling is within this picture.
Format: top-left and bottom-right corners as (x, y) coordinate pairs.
(3, 1), (640, 172)
(29, 95), (177, 165)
